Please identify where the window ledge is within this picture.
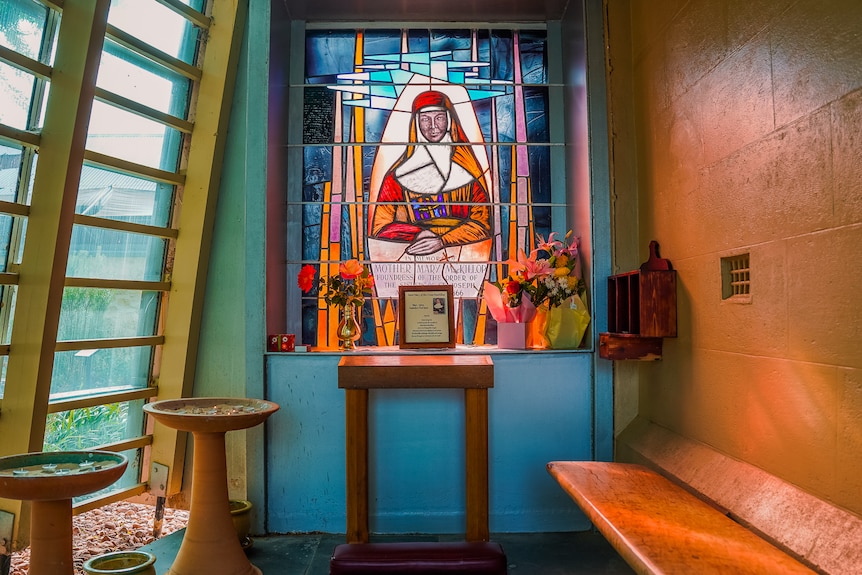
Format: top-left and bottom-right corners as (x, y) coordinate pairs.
(265, 344), (590, 356)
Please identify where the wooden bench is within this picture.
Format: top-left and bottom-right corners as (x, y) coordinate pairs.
(547, 461), (819, 575)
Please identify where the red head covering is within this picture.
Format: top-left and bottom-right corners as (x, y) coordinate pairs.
(408, 90), (471, 147)
(412, 90), (450, 113)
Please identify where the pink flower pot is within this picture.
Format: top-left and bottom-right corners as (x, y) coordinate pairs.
(497, 322), (527, 349)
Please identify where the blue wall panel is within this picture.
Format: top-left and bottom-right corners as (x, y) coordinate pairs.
(265, 352), (593, 535)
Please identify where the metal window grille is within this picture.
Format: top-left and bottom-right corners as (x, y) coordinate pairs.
(721, 253), (750, 300)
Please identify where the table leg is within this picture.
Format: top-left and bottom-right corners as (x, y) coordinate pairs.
(465, 388), (489, 542)
(345, 388), (369, 543)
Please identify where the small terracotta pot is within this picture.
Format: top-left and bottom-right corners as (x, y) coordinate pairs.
(83, 551), (156, 575)
(229, 499), (253, 547)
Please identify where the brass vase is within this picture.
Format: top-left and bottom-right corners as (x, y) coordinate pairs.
(337, 303), (362, 351)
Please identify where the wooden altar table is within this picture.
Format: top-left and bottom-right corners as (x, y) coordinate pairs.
(338, 354), (494, 543)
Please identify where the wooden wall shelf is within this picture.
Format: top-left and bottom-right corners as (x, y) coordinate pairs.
(600, 241), (677, 360)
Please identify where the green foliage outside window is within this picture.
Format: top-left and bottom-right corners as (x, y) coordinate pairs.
(44, 403), (127, 452)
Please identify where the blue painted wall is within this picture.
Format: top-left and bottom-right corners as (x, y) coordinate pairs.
(265, 352), (593, 534)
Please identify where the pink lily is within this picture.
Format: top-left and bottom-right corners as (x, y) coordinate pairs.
(557, 232), (580, 258)
(505, 249), (552, 281)
(522, 256), (554, 281)
(535, 232), (563, 255)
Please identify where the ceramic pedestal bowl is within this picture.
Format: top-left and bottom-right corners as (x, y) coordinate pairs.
(0, 451), (128, 575)
(142, 397), (278, 434)
(142, 397), (279, 575)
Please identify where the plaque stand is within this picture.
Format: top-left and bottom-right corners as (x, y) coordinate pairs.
(337, 354), (494, 543)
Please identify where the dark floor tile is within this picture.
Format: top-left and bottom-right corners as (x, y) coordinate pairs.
(246, 534), (325, 573)
(140, 530), (634, 575)
(495, 532), (635, 574)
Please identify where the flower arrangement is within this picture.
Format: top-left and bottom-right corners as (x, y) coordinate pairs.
(483, 230), (583, 321)
(297, 259), (375, 308)
(528, 230), (585, 309)
(483, 230), (589, 349)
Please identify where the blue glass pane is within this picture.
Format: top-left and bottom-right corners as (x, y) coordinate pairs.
(524, 86), (549, 143)
(0, 142), (22, 209)
(67, 225), (167, 281)
(364, 108), (389, 144)
(303, 147), (333, 191)
(360, 144), (377, 199)
(490, 31), (514, 83)
(87, 102), (182, 172)
(519, 30), (548, 84)
(306, 30), (357, 78)
(77, 165), (172, 228)
(494, 94), (516, 142)
(0, 63), (37, 130)
(50, 346), (153, 397)
(364, 30), (401, 56)
(100, 40), (192, 118)
(45, 404), (144, 451)
(302, 147), (331, 260)
(0, 215), (13, 272)
(108, 0), (202, 65)
(407, 29), (429, 53)
(57, 289), (159, 341)
(0, 286), (15, 344)
(430, 29), (472, 53)
(0, 355), (7, 399)
(475, 30), (491, 80)
(0, 0), (49, 60)
(528, 145), (552, 206)
(472, 97), (494, 142)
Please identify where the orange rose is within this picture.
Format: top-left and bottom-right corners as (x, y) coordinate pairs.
(339, 259), (364, 279)
(297, 264), (317, 292)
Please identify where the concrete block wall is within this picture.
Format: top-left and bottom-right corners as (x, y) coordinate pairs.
(607, 0), (862, 516)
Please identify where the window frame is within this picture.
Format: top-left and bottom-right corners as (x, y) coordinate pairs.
(285, 22), (574, 350)
(0, 0), (244, 528)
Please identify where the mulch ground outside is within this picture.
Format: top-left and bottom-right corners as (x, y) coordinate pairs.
(8, 501), (189, 575)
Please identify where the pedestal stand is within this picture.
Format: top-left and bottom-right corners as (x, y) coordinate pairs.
(0, 451), (128, 575)
(168, 431), (258, 575)
(142, 398), (279, 575)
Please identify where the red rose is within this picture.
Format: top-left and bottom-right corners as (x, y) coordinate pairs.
(297, 264), (317, 292)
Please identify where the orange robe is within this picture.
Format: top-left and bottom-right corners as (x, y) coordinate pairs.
(371, 172), (491, 247)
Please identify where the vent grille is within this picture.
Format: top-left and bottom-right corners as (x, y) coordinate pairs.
(721, 253), (750, 301)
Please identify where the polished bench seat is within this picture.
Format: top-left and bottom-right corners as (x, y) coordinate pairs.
(330, 541), (507, 574)
(547, 461), (818, 575)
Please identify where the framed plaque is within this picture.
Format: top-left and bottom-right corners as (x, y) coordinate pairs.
(398, 285), (456, 349)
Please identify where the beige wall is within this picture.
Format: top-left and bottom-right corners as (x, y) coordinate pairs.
(607, 0), (862, 516)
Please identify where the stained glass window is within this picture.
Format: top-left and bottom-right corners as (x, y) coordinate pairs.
(295, 27), (571, 348)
